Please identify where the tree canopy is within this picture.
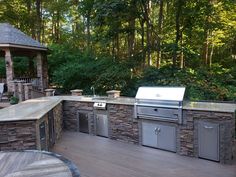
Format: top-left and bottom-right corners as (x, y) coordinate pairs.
(0, 0), (236, 100)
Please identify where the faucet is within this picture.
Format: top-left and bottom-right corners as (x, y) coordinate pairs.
(90, 86), (96, 97)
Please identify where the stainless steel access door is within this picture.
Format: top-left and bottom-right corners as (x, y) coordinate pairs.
(156, 124), (176, 152)
(142, 121), (158, 147)
(198, 121), (219, 161)
(142, 121), (176, 152)
(96, 114), (108, 137)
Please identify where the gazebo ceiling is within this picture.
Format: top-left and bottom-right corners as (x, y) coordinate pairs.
(0, 23), (48, 53)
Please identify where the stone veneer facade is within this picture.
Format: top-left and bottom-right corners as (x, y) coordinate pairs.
(63, 101), (94, 133)
(179, 110), (235, 164)
(0, 99), (235, 164)
(0, 121), (36, 150)
(108, 104), (139, 144)
(53, 102), (63, 142)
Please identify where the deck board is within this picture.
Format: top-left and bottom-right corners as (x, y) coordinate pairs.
(0, 151), (72, 177)
(52, 131), (236, 177)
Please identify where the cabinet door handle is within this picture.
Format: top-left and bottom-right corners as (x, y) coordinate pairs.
(154, 127), (161, 134)
(154, 127), (158, 134)
(204, 126), (213, 129)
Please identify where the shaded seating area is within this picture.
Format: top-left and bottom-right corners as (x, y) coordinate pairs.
(0, 23), (49, 99)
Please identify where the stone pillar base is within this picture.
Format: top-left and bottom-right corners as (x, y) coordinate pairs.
(106, 90), (120, 98)
(70, 89), (83, 96)
(45, 89), (55, 96)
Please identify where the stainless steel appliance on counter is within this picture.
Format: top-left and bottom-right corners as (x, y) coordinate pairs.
(134, 87), (186, 152)
(134, 87), (185, 124)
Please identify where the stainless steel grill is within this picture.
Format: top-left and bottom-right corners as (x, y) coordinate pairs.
(134, 87), (185, 124)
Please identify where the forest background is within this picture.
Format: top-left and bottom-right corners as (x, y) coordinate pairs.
(0, 0), (236, 101)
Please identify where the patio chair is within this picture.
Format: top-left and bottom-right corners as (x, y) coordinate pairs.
(0, 83), (4, 101)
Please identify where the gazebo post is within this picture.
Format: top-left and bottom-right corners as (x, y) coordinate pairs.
(4, 48), (14, 92)
(36, 52), (43, 91)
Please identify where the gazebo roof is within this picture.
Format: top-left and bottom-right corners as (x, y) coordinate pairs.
(0, 23), (47, 51)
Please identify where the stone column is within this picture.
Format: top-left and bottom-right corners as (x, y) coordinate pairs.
(42, 55), (49, 90)
(70, 89), (83, 96)
(36, 52), (43, 91)
(36, 52), (49, 91)
(23, 83), (33, 100)
(4, 49), (14, 92)
(106, 90), (121, 98)
(17, 81), (25, 102)
(10, 80), (18, 97)
(45, 89), (55, 96)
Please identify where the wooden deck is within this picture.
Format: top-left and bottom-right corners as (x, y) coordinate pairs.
(52, 131), (236, 177)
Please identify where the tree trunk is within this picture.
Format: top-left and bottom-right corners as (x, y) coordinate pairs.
(86, 13), (91, 50)
(141, 19), (145, 68)
(156, 0), (164, 68)
(128, 0), (136, 58)
(147, 0), (152, 66)
(173, 0), (183, 68)
(202, 28), (210, 66)
(180, 30), (184, 68)
(55, 10), (60, 43)
(36, 0), (41, 42)
(209, 43), (214, 68)
(128, 19), (135, 58)
(115, 34), (120, 60)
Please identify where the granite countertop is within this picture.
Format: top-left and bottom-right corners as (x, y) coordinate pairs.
(183, 101), (236, 113)
(61, 96), (135, 105)
(0, 95), (235, 122)
(0, 97), (62, 122)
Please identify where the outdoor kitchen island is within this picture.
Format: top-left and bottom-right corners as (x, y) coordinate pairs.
(0, 95), (235, 165)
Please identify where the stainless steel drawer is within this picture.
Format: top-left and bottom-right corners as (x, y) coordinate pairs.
(137, 106), (179, 119)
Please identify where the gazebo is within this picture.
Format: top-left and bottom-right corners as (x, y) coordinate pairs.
(0, 23), (48, 92)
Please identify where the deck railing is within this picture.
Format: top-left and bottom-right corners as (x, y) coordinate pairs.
(14, 77), (41, 90)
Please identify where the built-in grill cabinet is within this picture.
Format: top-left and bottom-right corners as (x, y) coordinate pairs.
(134, 87), (185, 124)
(135, 87), (185, 152)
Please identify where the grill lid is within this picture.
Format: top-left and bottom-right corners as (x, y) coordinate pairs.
(135, 87), (185, 102)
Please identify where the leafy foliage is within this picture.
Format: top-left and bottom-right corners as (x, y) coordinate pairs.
(49, 45), (236, 101)
(0, 1), (236, 101)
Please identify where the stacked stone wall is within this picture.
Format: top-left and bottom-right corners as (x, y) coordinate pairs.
(180, 110), (235, 164)
(108, 104), (139, 144)
(0, 121), (36, 150)
(63, 101), (93, 131)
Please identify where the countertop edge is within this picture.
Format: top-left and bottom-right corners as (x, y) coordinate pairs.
(0, 96), (235, 122)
